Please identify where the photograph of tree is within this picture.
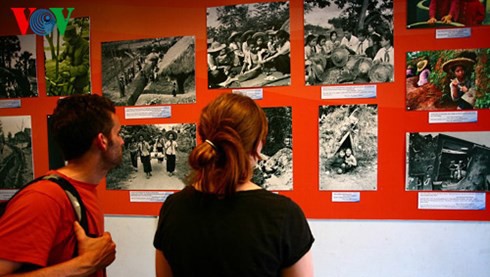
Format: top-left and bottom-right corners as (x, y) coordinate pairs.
(0, 35), (37, 98)
(102, 36), (195, 106)
(44, 17), (90, 96)
(319, 104), (377, 190)
(304, 0), (394, 85)
(252, 106), (293, 191)
(106, 123), (196, 190)
(0, 116), (33, 190)
(407, 0), (490, 29)
(406, 132), (490, 191)
(406, 48), (490, 110)
(207, 1), (291, 89)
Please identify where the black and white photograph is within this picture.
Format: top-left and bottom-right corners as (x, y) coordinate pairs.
(406, 132), (490, 191)
(106, 123), (196, 190)
(102, 36), (196, 106)
(252, 106), (293, 190)
(0, 35), (38, 98)
(44, 17), (90, 96)
(319, 104), (377, 190)
(304, 0), (394, 85)
(0, 116), (34, 189)
(207, 1), (291, 89)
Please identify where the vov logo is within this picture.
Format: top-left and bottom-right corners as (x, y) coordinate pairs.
(11, 8), (75, 36)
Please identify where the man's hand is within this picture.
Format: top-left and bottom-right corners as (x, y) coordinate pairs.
(74, 221), (116, 273)
(427, 17), (437, 24)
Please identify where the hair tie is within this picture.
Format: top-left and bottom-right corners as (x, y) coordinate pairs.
(205, 139), (217, 150)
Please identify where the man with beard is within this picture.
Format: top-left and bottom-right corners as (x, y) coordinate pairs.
(0, 94), (120, 276)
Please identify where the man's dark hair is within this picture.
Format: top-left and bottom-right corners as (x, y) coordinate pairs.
(51, 94), (116, 161)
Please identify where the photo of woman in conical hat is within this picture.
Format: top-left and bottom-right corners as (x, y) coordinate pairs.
(406, 48), (489, 111)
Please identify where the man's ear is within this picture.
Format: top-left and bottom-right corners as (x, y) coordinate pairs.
(95, 133), (108, 151)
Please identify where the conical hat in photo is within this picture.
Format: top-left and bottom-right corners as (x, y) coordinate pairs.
(369, 63), (393, 82)
(416, 59), (428, 73)
(165, 130), (178, 140)
(207, 41), (226, 53)
(229, 31), (242, 42)
(331, 47), (350, 67)
(442, 57), (475, 73)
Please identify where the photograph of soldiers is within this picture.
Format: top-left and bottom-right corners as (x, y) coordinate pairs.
(44, 17), (90, 96)
(304, 0), (394, 85)
(0, 35), (38, 98)
(106, 123), (196, 190)
(207, 1), (291, 89)
(319, 104), (378, 191)
(102, 36), (195, 106)
(0, 116), (33, 191)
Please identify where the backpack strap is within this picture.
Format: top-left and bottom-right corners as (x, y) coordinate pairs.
(0, 174), (90, 237)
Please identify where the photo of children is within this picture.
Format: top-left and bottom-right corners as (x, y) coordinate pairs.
(406, 48), (490, 111)
(207, 2), (291, 89)
(304, 0), (394, 85)
(319, 104), (378, 191)
(407, 0), (489, 28)
(406, 132), (490, 191)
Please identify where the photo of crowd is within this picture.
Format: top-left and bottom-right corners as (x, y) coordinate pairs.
(207, 2), (291, 89)
(304, 0), (394, 85)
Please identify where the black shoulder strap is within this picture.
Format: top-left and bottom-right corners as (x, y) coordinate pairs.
(0, 174), (89, 235)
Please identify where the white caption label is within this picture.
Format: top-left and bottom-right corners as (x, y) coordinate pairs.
(129, 191), (174, 202)
(332, 192), (361, 202)
(125, 106), (171, 119)
(232, 88), (263, 100)
(321, 85), (376, 99)
(418, 192), (485, 210)
(429, 111), (477, 123)
(436, 28), (471, 39)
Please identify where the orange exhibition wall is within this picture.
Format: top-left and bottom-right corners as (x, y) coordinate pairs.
(0, 0), (489, 220)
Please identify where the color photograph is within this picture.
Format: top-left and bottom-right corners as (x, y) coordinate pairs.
(0, 35), (37, 98)
(106, 123), (196, 190)
(0, 116), (33, 190)
(406, 132), (490, 191)
(207, 1), (291, 89)
(319, 104), (378, 191)
(44, 17), (90, 96)
(304, 0), (394, 85)
(407, 0), (489, 29)
(102, 36), (195, 106)
(252, 106), (293, 191)
(406, 48), (490, 110)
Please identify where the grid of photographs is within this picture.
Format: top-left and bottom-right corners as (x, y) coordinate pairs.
(0, 0), (487, 201)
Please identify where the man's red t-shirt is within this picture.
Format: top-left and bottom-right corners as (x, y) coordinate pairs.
(0, 171), (105, 276)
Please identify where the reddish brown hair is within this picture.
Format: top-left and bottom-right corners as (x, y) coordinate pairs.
(188, 93), (268, 197)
